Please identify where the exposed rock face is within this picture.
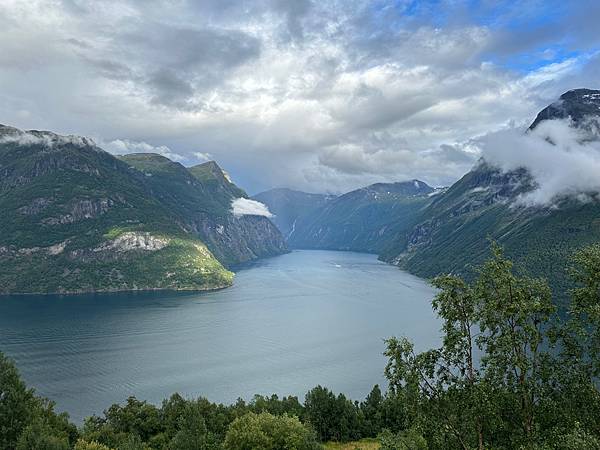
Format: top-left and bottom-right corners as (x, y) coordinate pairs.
(196, 214), (288, 265)
(530, 88), (600, 130)
(93, 232), (170, 253)
(18, 197), (53, 215)
(117, 154), (288, 267)
(42, 198), (114, 225)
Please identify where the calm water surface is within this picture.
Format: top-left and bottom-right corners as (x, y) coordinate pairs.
(0, 250), (439, 423)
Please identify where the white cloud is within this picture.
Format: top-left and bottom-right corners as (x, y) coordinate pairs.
(193, 152), (213, 162)
(478, 119), (600, 206)
(0, 126), (95, 147)
(231, 198), (273, 217)
(100, 139), (185, 162)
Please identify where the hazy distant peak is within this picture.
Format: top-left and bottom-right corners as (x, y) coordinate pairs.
(363, 180), (434, 196)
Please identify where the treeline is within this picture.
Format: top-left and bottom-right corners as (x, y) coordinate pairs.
(2, 242), (600, 449)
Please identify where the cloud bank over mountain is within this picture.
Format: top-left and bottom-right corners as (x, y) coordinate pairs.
(479, 119), (600, 206)
(231, 198), (274, 218)
(1, 0), (599, 193)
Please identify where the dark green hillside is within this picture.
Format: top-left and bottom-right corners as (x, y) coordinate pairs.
(383, 89), (600, 298)
(121, 156), (288, 266)
(252, 188), (334, 238)
(288, 181), (434, 253)
(118, 153), (227, 217)
(188, 160), (247, 204)
(0, 126), (233, 293)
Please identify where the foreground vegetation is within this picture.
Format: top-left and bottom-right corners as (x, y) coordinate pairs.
(2, 242), (600, 449)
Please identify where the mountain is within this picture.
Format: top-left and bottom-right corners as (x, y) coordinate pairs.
(382, 88), (600, 297)
(252, 188), (334, 238)
(188, 161), (248, 207)
(0, 126), (286, 294)
(120, 156), (287, 266)
(529, 88), (600, 131)
(286, 181), (435, 253)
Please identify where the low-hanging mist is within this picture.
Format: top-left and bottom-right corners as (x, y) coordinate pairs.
(478, 118), (600, 206)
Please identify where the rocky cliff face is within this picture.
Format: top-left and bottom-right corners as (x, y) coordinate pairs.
(529, 88), (600, 131)
(195, 214), (288, 265)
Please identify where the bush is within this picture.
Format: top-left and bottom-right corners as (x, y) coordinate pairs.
(223, 412), (321, 450)
(74, 439), (114, 450)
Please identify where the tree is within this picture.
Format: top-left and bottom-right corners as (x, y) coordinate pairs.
(0, 352), (41, 450)
(360, 385), (383, 436)
(384, 243), (558, 449)
(15, 419), (70, 450)
(380, 428), (427, 450)
(168, 403), (220, 450)
(475, 243), (555, 446)
(223, 412), (320, 450)
(304, 386), (362, 442)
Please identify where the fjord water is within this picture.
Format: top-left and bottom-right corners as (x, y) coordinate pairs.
(0, 250), (439, 423)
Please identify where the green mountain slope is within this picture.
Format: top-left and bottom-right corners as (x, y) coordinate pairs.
(287, 181), (435, 253)
(120, 156), (288, 266)
(252, 188), (334, 238)
(383, 88), (600, 298)
(0, 126), (233, 294)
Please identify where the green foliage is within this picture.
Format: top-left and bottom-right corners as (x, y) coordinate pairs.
(167, 402), (220, 450)
(0, 352), (77, 450)
(288, 182), (432, 253)
(15, 419), (70, 450)
(0, 352), (37, 450)
(4, 241), (600, 449)
(0, 131), (286, 294)
(305, 386), (363, 442)
(74, 440), (114, 450)
(384, 242), (600, 450)
(223, 412), (321, 450)
(379, 428), (427, 450)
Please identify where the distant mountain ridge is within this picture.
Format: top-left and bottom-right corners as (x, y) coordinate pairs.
(257, 180), (435, 254)
(0, 127), (286, 294)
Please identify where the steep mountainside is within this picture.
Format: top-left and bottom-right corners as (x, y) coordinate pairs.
(0, 126), (287, 294)
(119, 155), (287, 266)
(0, 126), (232, 293)
(252, 188), (334, 238)
(287, 181), (435, 253)
(383, 88), (600, 297)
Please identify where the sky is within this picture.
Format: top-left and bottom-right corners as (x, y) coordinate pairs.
(1, 0), (599, 195)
